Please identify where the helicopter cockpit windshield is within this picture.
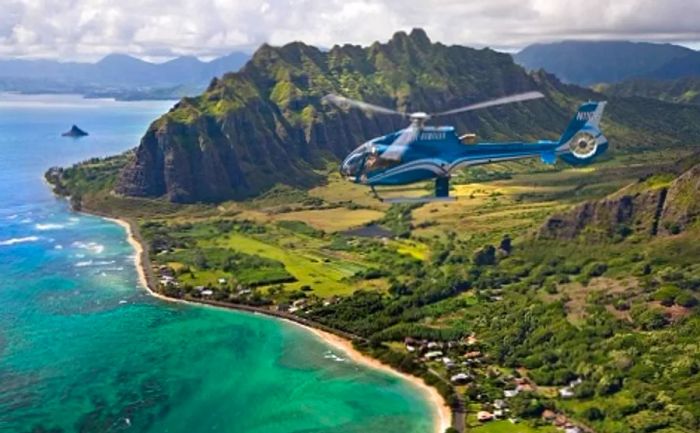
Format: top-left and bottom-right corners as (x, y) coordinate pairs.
(340, 140), (403, 181)
(340, 143), (369, 178)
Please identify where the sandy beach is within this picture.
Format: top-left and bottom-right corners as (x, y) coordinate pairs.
(303, 325), (452, 433)
(108, 215), (452, 433)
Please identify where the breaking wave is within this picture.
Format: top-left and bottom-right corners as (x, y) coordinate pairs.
(0, 236), (39, 246)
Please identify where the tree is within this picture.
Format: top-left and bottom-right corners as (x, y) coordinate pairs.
(510, 395), (545, 418)
(499, 235), (512, 254)
(473, 245), (496, 266)
(676, 292), (698, 308)
(582, 406), (605, 421)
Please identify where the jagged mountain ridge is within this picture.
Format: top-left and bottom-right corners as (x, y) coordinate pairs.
(117, 29), (700, 203)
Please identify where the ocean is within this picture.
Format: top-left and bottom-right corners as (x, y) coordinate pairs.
(0, 93), (435, 433)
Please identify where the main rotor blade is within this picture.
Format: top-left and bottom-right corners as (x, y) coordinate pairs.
(432, 91), (545, 117)
(322, 94), (407, 117)
(380, 124), (419, 161)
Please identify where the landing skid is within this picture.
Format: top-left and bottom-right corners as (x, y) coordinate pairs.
(371, 177), (453, 204)
(382, 196), (455, 204)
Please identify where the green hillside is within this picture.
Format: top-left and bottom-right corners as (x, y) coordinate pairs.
(601, 76), (700, 105)
(112, 30), (700, 203)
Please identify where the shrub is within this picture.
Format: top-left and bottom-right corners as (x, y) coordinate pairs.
(676, 292), (698, 308)
(585, 262), (608, 277)
(653, 285), (681, 306)
(473, 245), (496, 266)
(582, 406), (605, 421)
(634, 309), (668, 330)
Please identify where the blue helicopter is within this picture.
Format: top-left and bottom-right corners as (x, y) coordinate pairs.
(324, 92), (608, 203)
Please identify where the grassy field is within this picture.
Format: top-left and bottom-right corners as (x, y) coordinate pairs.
(203, 232), (369, 295)
(271, 207), (384, 232)
(469, 420), (558, 433)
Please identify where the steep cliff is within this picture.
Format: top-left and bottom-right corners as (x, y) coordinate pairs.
(539, 162), (700, 240)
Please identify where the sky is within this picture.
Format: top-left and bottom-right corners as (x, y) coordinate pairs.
(1, 0), (699, 61)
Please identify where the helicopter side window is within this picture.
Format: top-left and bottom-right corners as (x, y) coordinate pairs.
(365, 154), (398, 171)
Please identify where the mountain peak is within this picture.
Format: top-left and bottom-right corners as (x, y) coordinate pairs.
(409, 28), (431, 46)
(97, 53), (145, 66)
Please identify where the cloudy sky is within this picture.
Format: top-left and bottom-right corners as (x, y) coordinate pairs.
(1, 0), (699, 61)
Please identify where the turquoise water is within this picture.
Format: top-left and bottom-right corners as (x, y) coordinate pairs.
(0, 94), (434, 433)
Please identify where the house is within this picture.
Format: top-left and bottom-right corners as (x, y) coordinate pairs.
(477, 411), (493, 422)
(493, 409), (504, 418)
(559, 387), (575, 398)
(406, 345), (416, 352)
(542, 409), (556, 421)
(504, 389), (519, 398)
(442, 357), (455, 368)
(493, 399), (506, 410)
(427, 341), (441, 349)
(290, 299), (307, 312)
(450, 373), (471, 384)
(424, 351), (443, 360)
(516, 383), (534, 392)
(554, 415), (568, 427)
(465, 334), (478, 346)
(201, 289), (213, 296)
(217, 278), (227, 284)
(565, 427), (582, 433)
(464, 351), (482, 359)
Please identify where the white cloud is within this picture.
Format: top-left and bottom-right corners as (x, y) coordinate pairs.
(0, 0), (698, 60)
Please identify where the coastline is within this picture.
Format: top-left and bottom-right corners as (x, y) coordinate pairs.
(302, 325), (452, 433)
(106, 215), (452, 433)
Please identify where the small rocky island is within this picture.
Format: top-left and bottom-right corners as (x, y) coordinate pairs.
(62, 125), (89, 137)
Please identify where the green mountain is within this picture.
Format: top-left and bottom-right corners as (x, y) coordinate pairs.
(602, 76), (700, 105)
(514, 41), (696, 85)
(539, 158), (700, 241)
(116, 30), (700, 203)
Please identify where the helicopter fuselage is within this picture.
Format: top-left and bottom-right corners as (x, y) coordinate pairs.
(342, 126), (569, 186)
(339, 100), (608, 201)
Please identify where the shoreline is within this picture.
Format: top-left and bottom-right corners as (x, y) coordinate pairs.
(106, 215), (452, 433)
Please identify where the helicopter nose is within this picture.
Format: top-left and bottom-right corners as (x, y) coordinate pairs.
(340, 155), (358, 178)
(340, 146), (367, 180)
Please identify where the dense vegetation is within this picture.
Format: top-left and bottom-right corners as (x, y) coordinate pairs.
(44, 30), (700, 433)
(602, 76), (700, 105)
